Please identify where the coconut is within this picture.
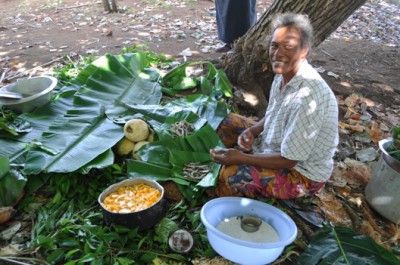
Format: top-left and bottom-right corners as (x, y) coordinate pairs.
(116, 137), (135, 155)
(133, 141), (149, 152)
(147, 132), (155, 143)
(131, 141), (149, 160)
(124, 119), (150, 142)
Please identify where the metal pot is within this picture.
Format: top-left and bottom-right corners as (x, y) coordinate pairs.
(98, 178), (166, 231)
(365, 138), (400, 224)
(0, 76), (57, 113)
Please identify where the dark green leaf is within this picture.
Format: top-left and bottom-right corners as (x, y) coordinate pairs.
(0, 156), (10, 177)
(199, 76), (213, 96)
(114, 257), (135, 265)
(36, 235), (55, 250)
(0, 165), (27, 207)
(154, 218), (179, 243)
(140, 252), (157, 263)
(79, 253), (96, 263)
(296, 225), (400, 265)
(215, 69), (233, 98)
(47, 248), (65, 263)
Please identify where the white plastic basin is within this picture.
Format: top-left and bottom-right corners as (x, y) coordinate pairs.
(200, 197), (297, 265)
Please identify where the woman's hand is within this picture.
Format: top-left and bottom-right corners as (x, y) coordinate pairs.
(210, 148), (243, 165)
(237, 128), (255, 152)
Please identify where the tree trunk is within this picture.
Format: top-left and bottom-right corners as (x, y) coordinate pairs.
(225, 0), (366, 118)
(102, 0), (118, 12)
(102, 0), (111, 12)
(110, 0), (118, 12)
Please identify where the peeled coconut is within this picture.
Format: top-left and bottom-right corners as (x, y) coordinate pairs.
(133, 141), (149, 152)
(132, 141), (149, 160)
(116, 137), (135, 155)
(147, 132), (155, 143)
(124, 119), (150, 142)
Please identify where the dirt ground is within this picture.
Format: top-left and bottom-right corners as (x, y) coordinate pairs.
(0, 0), (399, 112)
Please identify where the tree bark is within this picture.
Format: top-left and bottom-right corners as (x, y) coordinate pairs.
(225, 0), (367, 118)
(102, 0), (118, 12)
(102, 0), (111, 12)
(110, 0), (118, 12)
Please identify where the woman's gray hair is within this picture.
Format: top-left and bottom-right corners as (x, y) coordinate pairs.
(270, 13), (314, 49)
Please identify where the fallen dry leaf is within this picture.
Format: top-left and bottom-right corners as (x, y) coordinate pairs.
(0, 207), (15, 224)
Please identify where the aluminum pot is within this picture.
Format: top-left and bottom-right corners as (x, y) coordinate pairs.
(365, 138), (400, 224)
(0, 76), (57, 113)
(98, 178), (166, 231)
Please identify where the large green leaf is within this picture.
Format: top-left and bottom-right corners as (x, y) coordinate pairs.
(0, 156), (27, 206)
(296, 225), (400, 265)
(106, 95), (231, 139)
(160, 61), (232, 99)
(162, 94), (231, 130)
(23, 98), (123, 174)
(1, 53), (163, 174)
(74, 54), (162, 106)
(128, 123), (223, 189)
(0, 88), (77, 164)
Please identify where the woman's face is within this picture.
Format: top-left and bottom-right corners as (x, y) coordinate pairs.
(269, 26), (309, 82)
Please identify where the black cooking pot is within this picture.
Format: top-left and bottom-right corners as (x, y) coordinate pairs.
(98, 178), (166, 231)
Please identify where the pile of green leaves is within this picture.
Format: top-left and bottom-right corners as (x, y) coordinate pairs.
(21, 165), (215, 265)
(387, 127), (400, 161)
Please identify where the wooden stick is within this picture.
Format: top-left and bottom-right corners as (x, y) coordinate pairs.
(0, 69), (8, 83)
(4, 57), (63, 82)
(321, 49), (334, 58)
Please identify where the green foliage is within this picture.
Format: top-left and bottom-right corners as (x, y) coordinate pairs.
(0, 107), (28, 136)
(387, 127), (400, 161)
(27, 167), (214, 264)
(296, 224), (400, 265)
(160, 61), (233, 99)
(0, 156), (27, 206)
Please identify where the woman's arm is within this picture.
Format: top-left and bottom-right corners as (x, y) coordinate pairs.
(237, 116), (266, 151)
(210, 148), (298, 170)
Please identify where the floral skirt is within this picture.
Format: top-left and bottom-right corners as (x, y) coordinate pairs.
(214, 165), (325, 199)
(214, 113), (325, 200)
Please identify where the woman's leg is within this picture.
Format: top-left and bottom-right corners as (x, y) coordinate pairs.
(215, 165), (325, 200)
(216, 113), (257, 148)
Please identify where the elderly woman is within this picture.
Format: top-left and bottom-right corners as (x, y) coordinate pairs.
(211, 13), (339, 199)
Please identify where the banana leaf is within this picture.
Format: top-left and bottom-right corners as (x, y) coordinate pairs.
(1, 53), (163, 174)
(73, 54), (162, 106)
(138, 123), (224, 154)
(0, 88), (78, 164)
(169, 150), (220, 187)
(296, 224), (400, 265)
(0, 156), (27, 207)
(128, 123), (224, 189)
(162, 94), (231, 130)
(160, 61), (232, 99)
(23, 98), (123, 174)
(106, 95), (231, 139)
(127, 160), (189, 186)
(79, 149), (115, 174)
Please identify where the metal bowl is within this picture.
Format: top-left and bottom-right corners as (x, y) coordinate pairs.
(98, 178), (166, 231)
(0, 76), (57, 113)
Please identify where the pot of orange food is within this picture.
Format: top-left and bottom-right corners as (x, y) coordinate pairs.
(98, 178), (166, 231)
